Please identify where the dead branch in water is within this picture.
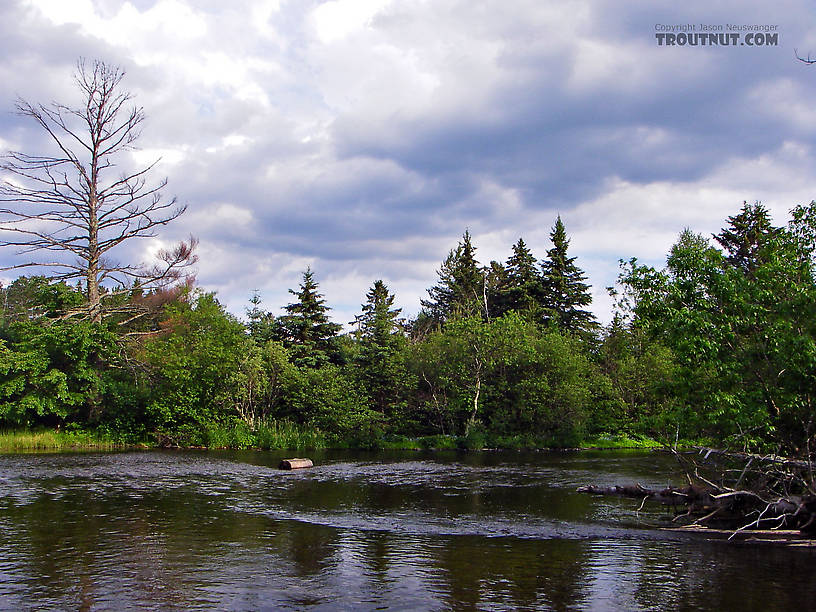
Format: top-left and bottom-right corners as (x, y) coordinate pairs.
(578, 447), (816, 537)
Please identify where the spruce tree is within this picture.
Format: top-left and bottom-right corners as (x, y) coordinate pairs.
(353, 280), (406, 414)
(502, 237), (543, 318)
(420, 230), (485, 324)
(354, 280), (402, 345)
(245, 290), (276, 344)
(484, 260), (509, 319)
(274, 268), (341, 368)
(713, 201), (780, 273)
(540, 216), (596, 335)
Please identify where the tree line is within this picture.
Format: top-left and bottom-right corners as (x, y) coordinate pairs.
(2, 199), (815, 455)
(1, 61), (815, 455)
(0, 218), (604, 447)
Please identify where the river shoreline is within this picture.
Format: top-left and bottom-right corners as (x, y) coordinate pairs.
(0, 427), (671, 453)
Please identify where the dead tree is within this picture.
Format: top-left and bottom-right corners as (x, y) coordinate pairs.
(0, 58), (196, 323)
(579, 447), (816, 538)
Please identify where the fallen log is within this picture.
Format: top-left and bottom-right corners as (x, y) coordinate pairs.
(578, 483), (816, 535)
(278, 458), (313, 470)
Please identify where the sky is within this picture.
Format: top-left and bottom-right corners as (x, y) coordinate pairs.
(1, 0), (815, 327)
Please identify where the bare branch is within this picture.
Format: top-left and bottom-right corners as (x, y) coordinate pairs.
(0, 58), (196, 323)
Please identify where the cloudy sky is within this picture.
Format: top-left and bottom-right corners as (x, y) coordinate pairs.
(1, 0), (815, 326)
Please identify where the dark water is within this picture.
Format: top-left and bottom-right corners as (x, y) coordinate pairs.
(0, 449), (814, 610)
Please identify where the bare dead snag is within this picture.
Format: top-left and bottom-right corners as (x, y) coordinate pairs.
(0, 59), (196, 322)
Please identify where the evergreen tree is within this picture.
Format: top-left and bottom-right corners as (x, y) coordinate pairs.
(540, 216), (596, 335)
(274, 268), (341, 368)
(420, 230), (485, 324)
(484, 260), (509, 319)
(713, 201), (780, 273)
(245, 290), (275, 344)
(502, 237), (543, 318)
(354, 280), (403, 345)
(353, 280), (407, 415)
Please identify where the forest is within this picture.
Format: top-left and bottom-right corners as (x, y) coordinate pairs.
(1, 199), (815, 457)
(1, 61), (815, 458)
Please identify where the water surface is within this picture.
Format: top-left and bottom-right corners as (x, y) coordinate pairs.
(0, 449), (813, 610)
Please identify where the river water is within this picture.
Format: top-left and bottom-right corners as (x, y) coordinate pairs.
(0, 449), (814, 610)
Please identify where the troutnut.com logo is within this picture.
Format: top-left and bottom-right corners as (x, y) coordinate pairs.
(655, 23), (779, 46)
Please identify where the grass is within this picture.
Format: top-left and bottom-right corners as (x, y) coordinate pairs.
(201, 420), (330, 451)
(0, 424), (686, 453)
(579, 433), (665, 449)
(0, 429), (126, 452)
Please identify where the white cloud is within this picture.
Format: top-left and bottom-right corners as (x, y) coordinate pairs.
(131, 147), (187, 167)
(311, 0), (392, 44)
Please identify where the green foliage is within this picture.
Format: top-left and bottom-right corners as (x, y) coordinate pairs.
(619, 202), (816, 454)
(579, 433), (664, 449)
(0, 428), (125, 451)
(254, 419), (328, 450)
(245, 290), (277, 344)
(281, 364), (378, 440)
(272, 269), (342, 368)
(421, 230), (486, 325)
(541, 217), (597, 336)
(7, 200), (815, 455)
(499, 237), (544, 319)
(0, 320), (119, 427)
(141, 292), (255, 432)
(0, 277), (86, 325)
(351, 280), (413, 426)
(596, 319), (678, 436)
(203, 420), (256, 449)
(713, 201), (780, 272)
(410, 313), (594, 442)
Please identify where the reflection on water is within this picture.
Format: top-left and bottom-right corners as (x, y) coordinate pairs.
(0, 449), (814, 610)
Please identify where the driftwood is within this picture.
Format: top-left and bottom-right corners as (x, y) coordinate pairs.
(278, 458), (313, 470)
(579, 446), (816, 538)
(578, 482), (816, 534)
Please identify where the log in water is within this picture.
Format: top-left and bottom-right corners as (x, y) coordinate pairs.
(278, 457), (313, 470)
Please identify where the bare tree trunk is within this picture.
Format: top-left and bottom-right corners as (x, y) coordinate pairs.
(87, 189), (101, 322)
(464, 364), (481, 437)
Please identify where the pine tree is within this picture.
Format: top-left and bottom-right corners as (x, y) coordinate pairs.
(274, 268), (341, 368)
(540, 216), (596, 334)
(420, 230), (485, 324)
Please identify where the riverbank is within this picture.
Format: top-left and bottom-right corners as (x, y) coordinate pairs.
(0, 425), (674, 453)
(0, 429), (133, 452)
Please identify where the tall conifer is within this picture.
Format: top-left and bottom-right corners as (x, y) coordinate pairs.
(421, 230), (485, 324)
(540, 217), (596, 334)
(275, 268), (341, 367)
(502, 237), (543, 317)
(353, 280), (405, 414)
(713, 201), (780, 273)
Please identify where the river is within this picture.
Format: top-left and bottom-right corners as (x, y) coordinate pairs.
(0, 449), (814, 610)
